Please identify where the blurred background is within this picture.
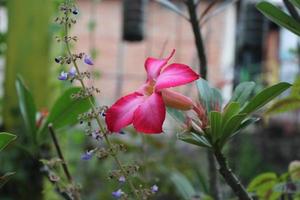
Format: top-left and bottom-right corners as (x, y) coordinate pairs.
(0, 0), (299, 199)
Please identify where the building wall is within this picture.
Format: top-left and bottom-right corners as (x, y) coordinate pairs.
(74, 0), (237, 104)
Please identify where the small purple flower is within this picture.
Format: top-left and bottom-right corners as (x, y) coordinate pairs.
(151, 185), (159, 193)
(118, 176), (126, 183)
(68, 67), (77, 78)
(58, 71), (68, 81)
(84, 55), (94, 65)
(112, 189), (123, 199)
(81, 150), (93, 161)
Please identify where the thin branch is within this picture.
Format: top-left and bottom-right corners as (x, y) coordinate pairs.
(199, 0), (219, 22)
(200, 0), (239, 26)
(48, 124), (73, 183)
(186, 0), (207, 78)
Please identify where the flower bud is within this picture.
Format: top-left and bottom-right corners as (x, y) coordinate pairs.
(162, 89), (194, 111)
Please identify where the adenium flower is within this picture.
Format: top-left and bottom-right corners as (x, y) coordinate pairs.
(105, 50), (199, 134)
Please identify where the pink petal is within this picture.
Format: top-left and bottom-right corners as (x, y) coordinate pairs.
(145, 49), (175, 80)
(155, 63), (199, 91)
(105, 92), (145, 132)
(133, 92), (166, 134)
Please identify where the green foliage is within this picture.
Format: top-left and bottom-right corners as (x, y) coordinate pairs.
(3, 0), (54, 130)
(230, 82), (256, 107)
(256, 1), (300, 36)
(38, 87), (94, 143)
(241, 82), (291, 114)
(196, 78), (222, 113)
(265, 77), (300, 115)
(167, 107), (186, 125)
(248, 169), (300, 199)
(0, 172), (15, 188)
(290, 0), (300, 9)
(16, 76), (37, 145)
(170, 171), (197, 200)
(0, 132), (16, 151)
(179, 79), (291, 150)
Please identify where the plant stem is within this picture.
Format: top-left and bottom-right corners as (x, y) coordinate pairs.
(48, 124), (81, 200)
(63, 15), (139, 199)
(185, 0), (207, 79)
(214, 148), (253, 200)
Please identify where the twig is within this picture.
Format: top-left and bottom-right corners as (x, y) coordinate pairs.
(48, 124), (73, 183)
(48, 124), (81, 200)
(214, 148), (253, 200)
(199, 0), (219, 22)
(186, 0), (207, 79)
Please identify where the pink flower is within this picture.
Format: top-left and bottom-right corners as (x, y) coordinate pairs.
(105, 50), (199, 134)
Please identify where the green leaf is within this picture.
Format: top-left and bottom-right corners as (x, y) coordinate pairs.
(289, 0), (300, 9)
(0, 172), (15, 188)
(241, 82), (291, 114)
(209, 111), (222, 142)
(170, 171), (196, 200)
(291, 76), (300, 97)
(196, 78), (222, 113)
(256, 1), (300, 36)
(221, 114), (247, 142)
(167, 107), (186, 124)
(229, 117), (260, 139)
(265, 97), (300, 115)
(0, 132), (16, 151)
(16, 76), (37, 142)
(222, 102), (241, 128)
(37, 87), (94, 141)
(197, 78), (212, 113)
(248, 172), (278, 192)
(178, 132), (212, 148)
(230, 82), (256, 106)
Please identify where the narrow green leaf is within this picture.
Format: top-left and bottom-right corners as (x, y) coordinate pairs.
(229, 117), (260, 139)
(0, 172), (15, 188)
(37, 87), (93, 141)
(230, 82), (255, 106)
(248, 172), (278, 192)
(289, 0), (300, 9)
(241, 82), (291, 114)
(256, 1), (300, 36)
(221, 114), (247, 142)
(211, 88), (223, 111)
(209, 111), (222, 141)
(16, 76), (37, 141)
(265, 97), (300, 115)
(197, 78), (211, 113)
(222, 102), (241, 128)
(0, 132), (17, 151)
(167, 107), (186, 124)
(178, 132), (211, 148)
(291, 76), (300, 96)
(196, 78), (222, 112)
(170, 171), (196, 200)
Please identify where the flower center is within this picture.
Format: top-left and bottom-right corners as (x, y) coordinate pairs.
(144, 80), (156, 96)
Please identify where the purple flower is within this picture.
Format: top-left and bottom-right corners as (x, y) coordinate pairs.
(118, 176), (126, 183)
(58, 71), (68, 81)
(151, 185), (159, 193)
(84, 55), (94, 65)
(81, 150), (93, 161)
(68, 67), (77, 78)
(112, 189), (123, 199)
